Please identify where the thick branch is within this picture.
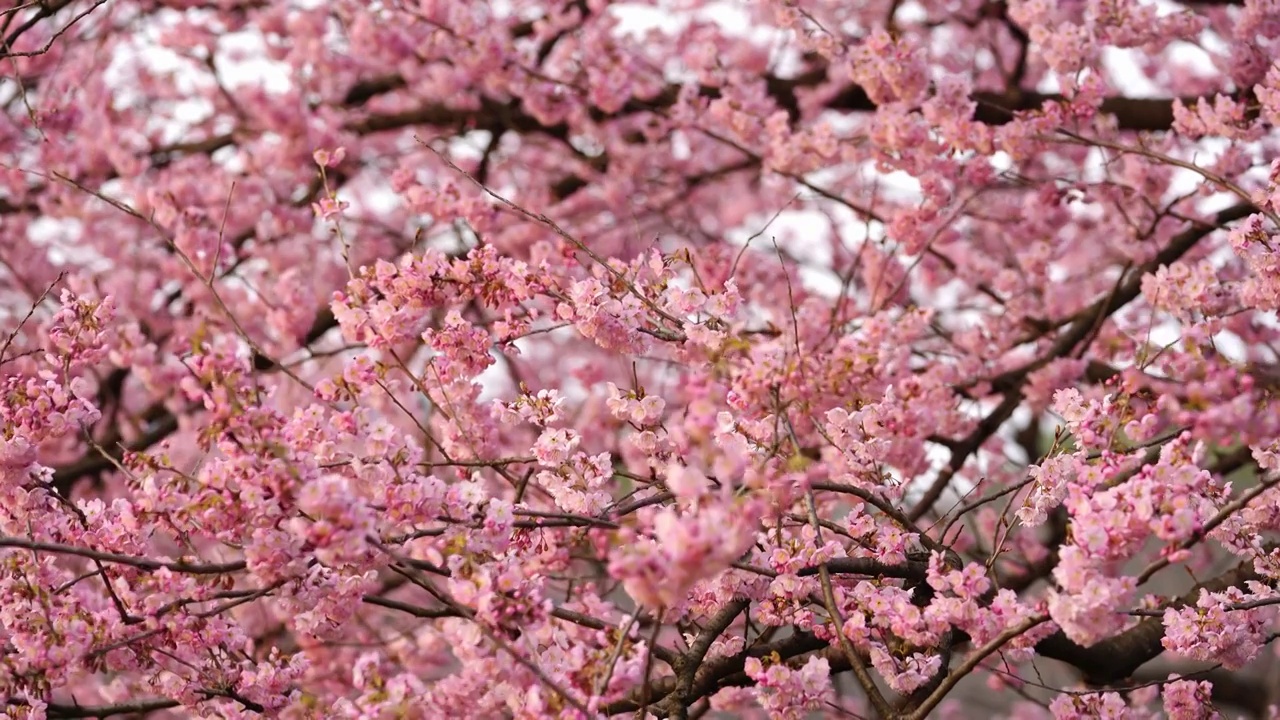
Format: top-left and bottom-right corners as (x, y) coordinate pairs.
(0, 537), (245, 575)
(50, 411), (178, 496)
(605, 630), (828, 716)
(11, 698), (182, 719)
(1035, 559), (1263, 684)
(348, 64), (1229, 147)
(797, 557), (928, 580)
(1132, 666), (1271, 718)
(991, 201), (1257, 394)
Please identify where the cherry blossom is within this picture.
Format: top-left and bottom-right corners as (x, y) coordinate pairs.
(5, 0), (1280, 717)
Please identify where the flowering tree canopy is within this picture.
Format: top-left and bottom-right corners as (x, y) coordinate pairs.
(5, 0), (1280, 717)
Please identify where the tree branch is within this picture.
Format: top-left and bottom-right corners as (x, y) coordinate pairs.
(1036, 559), (1264, 684)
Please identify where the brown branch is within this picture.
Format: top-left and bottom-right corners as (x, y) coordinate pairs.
(990, 201), (1257, 394)
(1131, 666), (1270, 718)
(908, 390), (1023, 521)
(10, 697), (182, 719)
(0, 537), (245, 575)
(665, 600), (750, 719)
(0, 0), (78, 59)
(797, 557), (928, 580)
(604, 630), (829, 716)
(50, 410), (177, 496)
(345, 64), (1236, 147)
(1035, 559), (1264, 685)
(250, 307), (337, 371)
(910, 202), (1256, 519)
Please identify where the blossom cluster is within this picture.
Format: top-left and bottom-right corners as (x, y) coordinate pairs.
(6, 0), (1280, 718)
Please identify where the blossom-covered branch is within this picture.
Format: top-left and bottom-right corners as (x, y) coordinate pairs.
(5, 0), (1280, 718)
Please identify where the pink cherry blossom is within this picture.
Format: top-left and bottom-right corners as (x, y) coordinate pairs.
(6, 0), (1280, 717)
